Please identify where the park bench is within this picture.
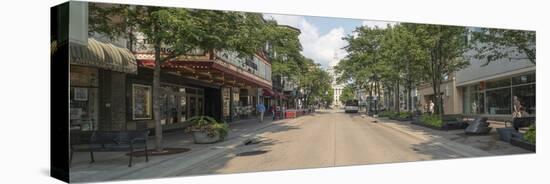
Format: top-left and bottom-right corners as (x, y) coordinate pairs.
(70, 130), (149, 167)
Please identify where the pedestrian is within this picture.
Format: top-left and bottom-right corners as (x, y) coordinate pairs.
(428, 100), (435, 115)
(271, 104), (276, 120)
(256, 102), (266, 123)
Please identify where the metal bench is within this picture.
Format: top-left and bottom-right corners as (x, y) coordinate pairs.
(70, 130), (149, 167)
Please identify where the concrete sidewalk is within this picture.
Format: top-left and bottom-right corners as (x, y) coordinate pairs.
(69, 116), (289, 183)
(372, 116), (531, 155)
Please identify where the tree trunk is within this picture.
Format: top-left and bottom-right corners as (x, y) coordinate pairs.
(153, 34), (164, 152)
(408, 80), (412, 113)
(395, 80), (400, 113)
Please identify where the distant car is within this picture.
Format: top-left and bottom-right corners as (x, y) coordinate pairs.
(344, 100), (359, 113)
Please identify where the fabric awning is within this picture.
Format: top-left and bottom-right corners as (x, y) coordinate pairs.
(70, 38), (137, 74)
(263, 88), (276, 97)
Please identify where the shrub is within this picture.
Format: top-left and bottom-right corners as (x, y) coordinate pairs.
(524, 125), (536, 144)
(185, 116), (229, 139)
(379, 111), (395, 117)
(420, 114), (443, 127)
(397, 112), (411, 119)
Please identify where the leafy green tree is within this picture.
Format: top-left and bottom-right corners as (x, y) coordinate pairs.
(403, 23), (469, 116)
(339, 85), (356, 104)
(472, 28), (535, 65)
(297, 59), (333, 107)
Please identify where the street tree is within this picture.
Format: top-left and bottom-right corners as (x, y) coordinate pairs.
(403, 23), (469, 116)
(472, 28), (535, 65)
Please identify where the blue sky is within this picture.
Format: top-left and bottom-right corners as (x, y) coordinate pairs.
(263, 13), (397, 69)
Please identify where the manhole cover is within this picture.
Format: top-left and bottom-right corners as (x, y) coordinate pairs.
(236, 150), (269, 156)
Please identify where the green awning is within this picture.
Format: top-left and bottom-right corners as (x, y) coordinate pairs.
(70, 38), (137, 74)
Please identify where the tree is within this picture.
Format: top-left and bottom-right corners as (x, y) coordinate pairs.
(403, 23), (469, 116)
(89, 4), (267, 152)
(297, 59), (333, 107)
(339, 85), (355, 104)
(472, 28), (535, 65)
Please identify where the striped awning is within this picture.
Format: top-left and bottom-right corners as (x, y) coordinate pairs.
(70, 38), (137, 74)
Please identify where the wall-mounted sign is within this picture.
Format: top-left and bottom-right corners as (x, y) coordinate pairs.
(74, 87), (88, 101)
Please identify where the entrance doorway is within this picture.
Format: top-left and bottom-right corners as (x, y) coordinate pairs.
(160, 85), (204, 125)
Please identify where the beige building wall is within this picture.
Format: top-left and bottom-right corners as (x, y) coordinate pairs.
(417, 74), (462, 115)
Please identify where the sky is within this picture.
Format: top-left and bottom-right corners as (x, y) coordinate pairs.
(263, 13), (397, 70)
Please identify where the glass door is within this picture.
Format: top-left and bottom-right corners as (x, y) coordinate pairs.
(188, 96), (197, 118)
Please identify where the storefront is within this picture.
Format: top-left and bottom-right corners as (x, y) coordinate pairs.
(69, 38), (138, 131)
(126, 67), (220, 131)
(462, 72), (535, 117)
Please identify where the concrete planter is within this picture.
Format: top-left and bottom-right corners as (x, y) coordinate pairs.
(510, 138), (536, 152)
(192, 131), (222, 144)
(496, 127), (515, 142)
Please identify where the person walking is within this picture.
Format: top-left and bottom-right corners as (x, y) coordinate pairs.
(256, 102), (266, 123)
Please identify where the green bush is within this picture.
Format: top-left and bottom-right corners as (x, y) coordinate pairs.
(420, 114), (443, 127)
(397, 112), (411, 119)
(524, 125), (536, 144)
(185, 116), (229, 139)
(379, 111), (396, 117)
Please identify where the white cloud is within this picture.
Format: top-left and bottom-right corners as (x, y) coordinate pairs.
(264, 14), (348, 69)
(361, 20), (398, 29)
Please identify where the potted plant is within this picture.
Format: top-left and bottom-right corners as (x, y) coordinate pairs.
(185, 116), (229, 144)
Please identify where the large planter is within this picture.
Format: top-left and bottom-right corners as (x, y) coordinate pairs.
(192, 131), (222, 144)
(389, 116), (412, 122)
(497, 127), (515, 142)
(510, 138), (536, 152)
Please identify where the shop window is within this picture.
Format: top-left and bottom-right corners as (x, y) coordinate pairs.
(486, 88), (511, 115)
(512, 73), (535, 85)
(132, 84), (152, 120)
(513, 84), (536, 115)
(486, 78), (511, 89)
(70, 87), (98, 131)
(462, 85), (484, 114)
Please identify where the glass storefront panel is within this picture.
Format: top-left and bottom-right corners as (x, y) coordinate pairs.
(180, 88), (187, 122)
(512, 73), (535, 85)
(70, 66), (99, 131)
(486, 78), (511, 89)
(160, 86), (178, 125)
(462, 85), (485, 114)
(70, 87), (98, 131)
(513, 84), (536, 115)
(486, 88), (511, 115)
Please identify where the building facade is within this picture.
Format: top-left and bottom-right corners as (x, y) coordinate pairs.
(418, 28), (535, 120)
(69, 2), (275, 133)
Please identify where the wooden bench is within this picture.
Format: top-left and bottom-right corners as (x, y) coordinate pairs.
(70, 130), (149, 167)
